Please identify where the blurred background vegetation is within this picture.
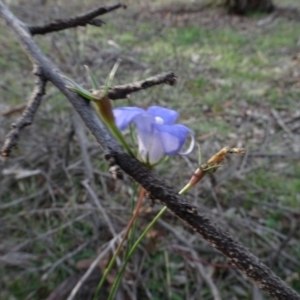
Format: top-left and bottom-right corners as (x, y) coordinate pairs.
(1, 0), (300, 299)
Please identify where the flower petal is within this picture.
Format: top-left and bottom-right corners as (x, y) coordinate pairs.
(113, 107), (145, 130)
(178, 129), (195, 156)
(134, 113), (165, 164)
(154, 124), (194, 155)
(147, 106), (178, 125)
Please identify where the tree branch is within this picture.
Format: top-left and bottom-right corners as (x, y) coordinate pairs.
(28, 3), (125, 35)
(0, 2), (299, 299)
(1, 75), (46, 157)
(113, 151), (300, 300)
(106, 71), (177, 100)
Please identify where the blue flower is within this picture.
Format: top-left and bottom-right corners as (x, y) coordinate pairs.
(113, 106), (195, 165)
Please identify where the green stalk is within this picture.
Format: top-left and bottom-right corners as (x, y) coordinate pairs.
(107, 178), (198, 299)
(178, 182), (192, 195)
(85, 65), (100, 90)
(104, 59), (121, 94)
(93, 184), (139, 300)
(126, 184), (140, 253)
(109, 122), (135, 157)
(108, 206), (168, 300)
(164, 249), (172, 299)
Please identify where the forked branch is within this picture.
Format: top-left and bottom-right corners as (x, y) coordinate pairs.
(1, 75), (46, 157)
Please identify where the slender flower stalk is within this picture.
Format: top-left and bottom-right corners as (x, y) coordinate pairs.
(108, 172), (195, 300)
(93, 187), (146, 300)
(107, 147), (246, 299)
(72, 68), (245, 298)
(108, 205), (168, 300)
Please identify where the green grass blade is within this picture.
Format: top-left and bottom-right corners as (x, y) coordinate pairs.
(93, 184), (139, 300)
(62, 75), (96, 101)
(108, 206), (168, 300)
(104, 59), (121, 94)
(107, 162), (197, 299)
(84, 65), (100, 90)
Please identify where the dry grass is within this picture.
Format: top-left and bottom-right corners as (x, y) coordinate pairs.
(1, 0), (300, 299)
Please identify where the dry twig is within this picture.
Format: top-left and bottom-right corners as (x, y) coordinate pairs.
(0, 186), (47, 210)
(66, 232), (124, 300)
(12, 212), (91, 252)
(82, 179), (117, 237)
(271, 108), (295, 141)
(106, 71), (177, 100)
(72, 111), (103, 233)
(28, 3), (125, 35)
(159, 220), (222, 300)
(41, 241), (90, 281)
(114, 149), (300, 300)
(1, 76), (46, 157)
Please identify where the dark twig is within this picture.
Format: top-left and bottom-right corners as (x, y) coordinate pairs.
(271, 108), (295, 141)
(1, 76), (46, 157)
(28, 3), (124, 35)
(87, 19), (105, 27)
(72, 111), (102, 234)
(271, 219), (298, 264)
(0, 2), (299, 299)
(106, 71), (177, 100)
(113, 152), (300, 300)
(41, 241), (90, 281)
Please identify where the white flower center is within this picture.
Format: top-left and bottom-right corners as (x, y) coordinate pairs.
(155, 116), (164, 124)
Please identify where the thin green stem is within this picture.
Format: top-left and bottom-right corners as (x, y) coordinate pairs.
(108, 176), (196, 299)
(178, 182), (192, 195)
(109, 123), (135, 157)
(125, 185), (140, 254)
(164, 249), (172, 299)
(108, 206), (168, 300)
(85, 65), (100, 90)
(93, 185), (139, 300)
(197, 143), (202, 165)
(105, 59), (121, 94)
